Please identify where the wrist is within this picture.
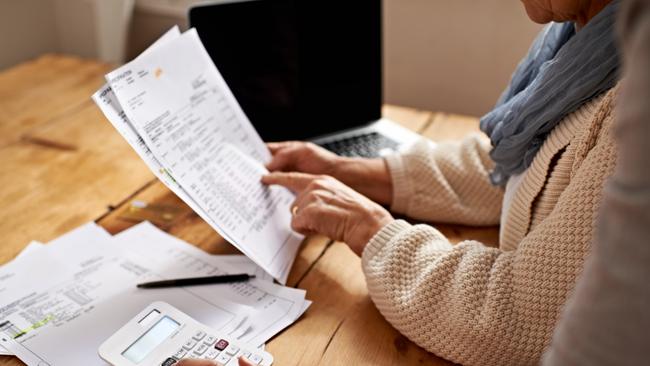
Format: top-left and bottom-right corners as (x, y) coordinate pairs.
(349, 211), (394, 256)
(335, 158), (393, 205)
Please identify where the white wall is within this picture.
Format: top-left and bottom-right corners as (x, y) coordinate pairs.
(0, 0), (58, 70)
(383, 0), (543, 116)
(0, 0), (133, 71)
(0, 0), (543, 117)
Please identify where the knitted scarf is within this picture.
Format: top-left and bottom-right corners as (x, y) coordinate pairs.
(479, 0), (620, 186)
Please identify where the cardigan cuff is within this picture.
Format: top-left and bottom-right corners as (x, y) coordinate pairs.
(384, 153), (413, 214)
(362, 219), (412, 262)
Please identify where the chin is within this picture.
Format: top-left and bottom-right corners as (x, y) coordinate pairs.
(522, 2), (554, 24)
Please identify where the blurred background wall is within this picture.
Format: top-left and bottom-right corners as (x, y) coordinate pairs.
(0, 0), (542, 117)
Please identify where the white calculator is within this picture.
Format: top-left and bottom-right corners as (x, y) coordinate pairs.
(99, 302), (273, 366)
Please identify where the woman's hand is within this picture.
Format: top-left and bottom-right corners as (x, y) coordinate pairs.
(262, 172), (394, 255)
(176, 356), (254, 366)
(266, 141), (341, 175)
(266, 141), (393, 205)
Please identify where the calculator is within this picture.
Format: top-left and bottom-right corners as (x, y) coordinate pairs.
(99, 302), (273, 366)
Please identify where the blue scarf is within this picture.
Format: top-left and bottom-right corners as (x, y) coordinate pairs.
(480, 1), (620, 186)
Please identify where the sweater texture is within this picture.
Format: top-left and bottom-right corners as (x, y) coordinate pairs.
(361, 87), (618, 366)
(543, 0), (650, 363)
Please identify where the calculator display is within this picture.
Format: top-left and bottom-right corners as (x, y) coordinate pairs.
(122, 316), (180, 363)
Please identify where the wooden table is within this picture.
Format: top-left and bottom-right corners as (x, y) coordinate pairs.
(0, 55), (498, 366)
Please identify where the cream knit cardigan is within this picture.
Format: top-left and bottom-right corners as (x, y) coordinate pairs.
(362, 87), (618, 366)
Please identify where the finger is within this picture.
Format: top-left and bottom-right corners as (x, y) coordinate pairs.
(291, 203), (347, 242)
(291, 201), (334, 235)
(176, 359), (221, 366)
(291, 204), (317, 234)
(238, 356), (256, 366)
(266, 141), (300, 154)
(265, 147), (299, 172)
(261, 172), (316, 192)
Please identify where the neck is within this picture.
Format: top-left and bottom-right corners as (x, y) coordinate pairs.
(575, 0), (612, 28)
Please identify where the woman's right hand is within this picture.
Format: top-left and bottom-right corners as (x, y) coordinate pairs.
(265, 141), (393, 205)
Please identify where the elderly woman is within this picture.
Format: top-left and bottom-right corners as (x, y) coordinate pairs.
(181, 1), (620, 366)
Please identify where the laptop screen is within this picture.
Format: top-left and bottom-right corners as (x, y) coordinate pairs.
(189, 0), (382, 142)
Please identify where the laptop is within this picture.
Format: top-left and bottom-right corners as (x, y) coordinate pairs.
(189, 0), (421, 158)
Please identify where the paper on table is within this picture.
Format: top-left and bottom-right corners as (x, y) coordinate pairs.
(13, 241), (44, 261)
(216, 255), (274, 283)
(0, 222), (110, 356)
(114, 222), (310, 346)
(0, 225), (251, 365)
(0, 244), (74, 356)
(104, 28), (303, 283)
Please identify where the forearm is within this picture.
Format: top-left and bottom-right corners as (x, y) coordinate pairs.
(362, 219), (577, 366)
(362, 221), (526, 366)
(333, 157), (393, 205)
(387, 135), (503, 225)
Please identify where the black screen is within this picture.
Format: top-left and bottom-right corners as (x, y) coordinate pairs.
(189, 0), (382, 142)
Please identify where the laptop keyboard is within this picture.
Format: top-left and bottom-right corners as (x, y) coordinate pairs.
(319, 132), (399, 158)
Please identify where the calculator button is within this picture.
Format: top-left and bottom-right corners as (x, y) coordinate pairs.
(215, 353), (231, 364)
(214, 339), (229, 351)
(183, 339), (197, 350)
(193, 342), (209, 356)
(224, 344), (240, 356)
(204, 349), (219, 359)
(192, 330), (207, 341)
(173, 347), (187, 359)
(161, 357), (178, 366)
(203, 335), (217, 346)
(225, 360), (238, 366)
(249, 354), (264, 364)
(241, 351), (252, 359)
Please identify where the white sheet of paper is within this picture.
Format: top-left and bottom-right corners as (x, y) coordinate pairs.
(114, 222), (309, 346)
(13, 241), (44, 260)
(0, 244), (75, 356)
(0, 224), (251, 365)
(216, 255), (274, 283)
(104, 28), (303, 283)
(91, 26), (239, 248)
(0, 223), (111, 355)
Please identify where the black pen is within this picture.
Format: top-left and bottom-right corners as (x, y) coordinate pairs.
(137, 274), (255, 289)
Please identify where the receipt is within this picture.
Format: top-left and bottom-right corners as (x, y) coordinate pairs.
(102, 29), (303, 283)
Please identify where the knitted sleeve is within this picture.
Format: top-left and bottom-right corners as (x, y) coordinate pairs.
(385, 134), (503, 226)
(362, 117), (616, 366)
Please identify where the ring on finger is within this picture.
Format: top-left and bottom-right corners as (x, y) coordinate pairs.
(291, 205), (299, 216)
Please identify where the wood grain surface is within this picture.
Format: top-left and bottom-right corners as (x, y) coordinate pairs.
(0, 55), (496, 366)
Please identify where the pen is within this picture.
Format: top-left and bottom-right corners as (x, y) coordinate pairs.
(137, 274), (255, 289)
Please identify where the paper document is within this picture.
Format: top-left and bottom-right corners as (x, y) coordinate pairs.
(114, 222), (309, 347)
(91, 26), (239, 246)
(0, 222), (310, 364)
(95, 27), (303, 283)
(0, 224), (250, 365)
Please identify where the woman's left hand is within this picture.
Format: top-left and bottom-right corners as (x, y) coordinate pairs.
(262, 172), (394, 255)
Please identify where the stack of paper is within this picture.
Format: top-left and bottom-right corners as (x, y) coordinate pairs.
(0, 221), (310, 365)
(92, 26), (303, 284)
